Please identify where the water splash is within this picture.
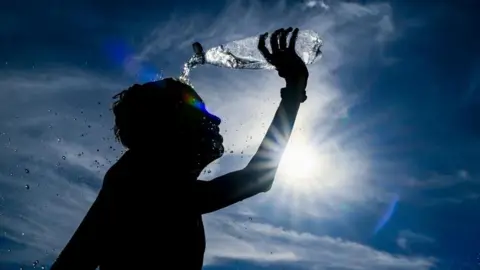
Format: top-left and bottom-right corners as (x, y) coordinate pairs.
(179, 42), (206, 85)
(178, 55), (202, 85)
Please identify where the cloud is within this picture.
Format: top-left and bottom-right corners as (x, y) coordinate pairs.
(396, 169), (479, 206)
(0, 68), (124, 266)
(204, 212), (436, 269)
(403, 175), (464, 190)
(0, 162), (100, 265)
(396, 230), (435, 251)
(304, 0), (330, 10)
(422, 193), (480, 206)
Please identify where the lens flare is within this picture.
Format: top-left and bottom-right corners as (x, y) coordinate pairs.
(104, 38), (163, 82)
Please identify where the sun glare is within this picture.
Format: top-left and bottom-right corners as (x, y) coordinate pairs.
(278, 139), (318, 183)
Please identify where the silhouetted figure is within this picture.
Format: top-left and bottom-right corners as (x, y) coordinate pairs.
(51, 27), (309, 270)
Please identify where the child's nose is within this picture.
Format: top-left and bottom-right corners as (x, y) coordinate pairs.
(205, 112), (221, 125)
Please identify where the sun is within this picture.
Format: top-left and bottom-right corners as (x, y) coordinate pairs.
(278, 139), (318, 182)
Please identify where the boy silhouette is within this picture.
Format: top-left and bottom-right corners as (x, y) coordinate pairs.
(51, 27), (309, 269)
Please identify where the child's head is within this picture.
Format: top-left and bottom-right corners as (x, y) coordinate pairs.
(112, 78), (224, 163)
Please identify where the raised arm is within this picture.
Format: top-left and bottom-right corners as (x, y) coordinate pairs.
(196, 27), (309, 214)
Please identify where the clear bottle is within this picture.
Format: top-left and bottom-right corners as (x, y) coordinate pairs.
(179, 29), (323, 83)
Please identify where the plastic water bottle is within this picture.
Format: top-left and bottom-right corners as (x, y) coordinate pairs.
(179, 29), (323, 83)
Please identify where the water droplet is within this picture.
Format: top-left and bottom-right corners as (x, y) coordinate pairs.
(57, 138), (61, 142)
(207, 170), (211, 173)
(25, 168), (29, 174)
(62, 156), (66, 160)
(32, 260), (39, 267)
(25, 184), (30, 190)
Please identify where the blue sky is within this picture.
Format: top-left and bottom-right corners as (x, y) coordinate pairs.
(1, 0), (479, 269)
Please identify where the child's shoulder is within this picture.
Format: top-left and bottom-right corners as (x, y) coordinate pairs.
(102, 151), (131, 187)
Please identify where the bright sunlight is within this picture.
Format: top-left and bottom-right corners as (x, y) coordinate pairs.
(278, 138), (319, 186)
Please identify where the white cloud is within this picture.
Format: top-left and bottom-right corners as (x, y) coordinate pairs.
(0, 68), (123, 266)
(0, 67), (123, 101)
(48, 140), (115, 176)
(396, 230), (435, 251)
(394, 170), (479, 206)
(1, 165), (99, 265)
(403, 171), (476, 190)
(304, 0), (330, 10)
(204, 212), (436, 269)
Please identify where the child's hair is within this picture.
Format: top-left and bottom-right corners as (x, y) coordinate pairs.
(111, 78), (189, 149)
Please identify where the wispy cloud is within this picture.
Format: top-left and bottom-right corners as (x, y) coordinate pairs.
(396, 230), (435, 251)
(397, 169), (479, 206)
(304, 0), (330, 10)
(402, 170), (476, 190)
(0, 68), (123, 266)
(204, 212), (436, 269)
